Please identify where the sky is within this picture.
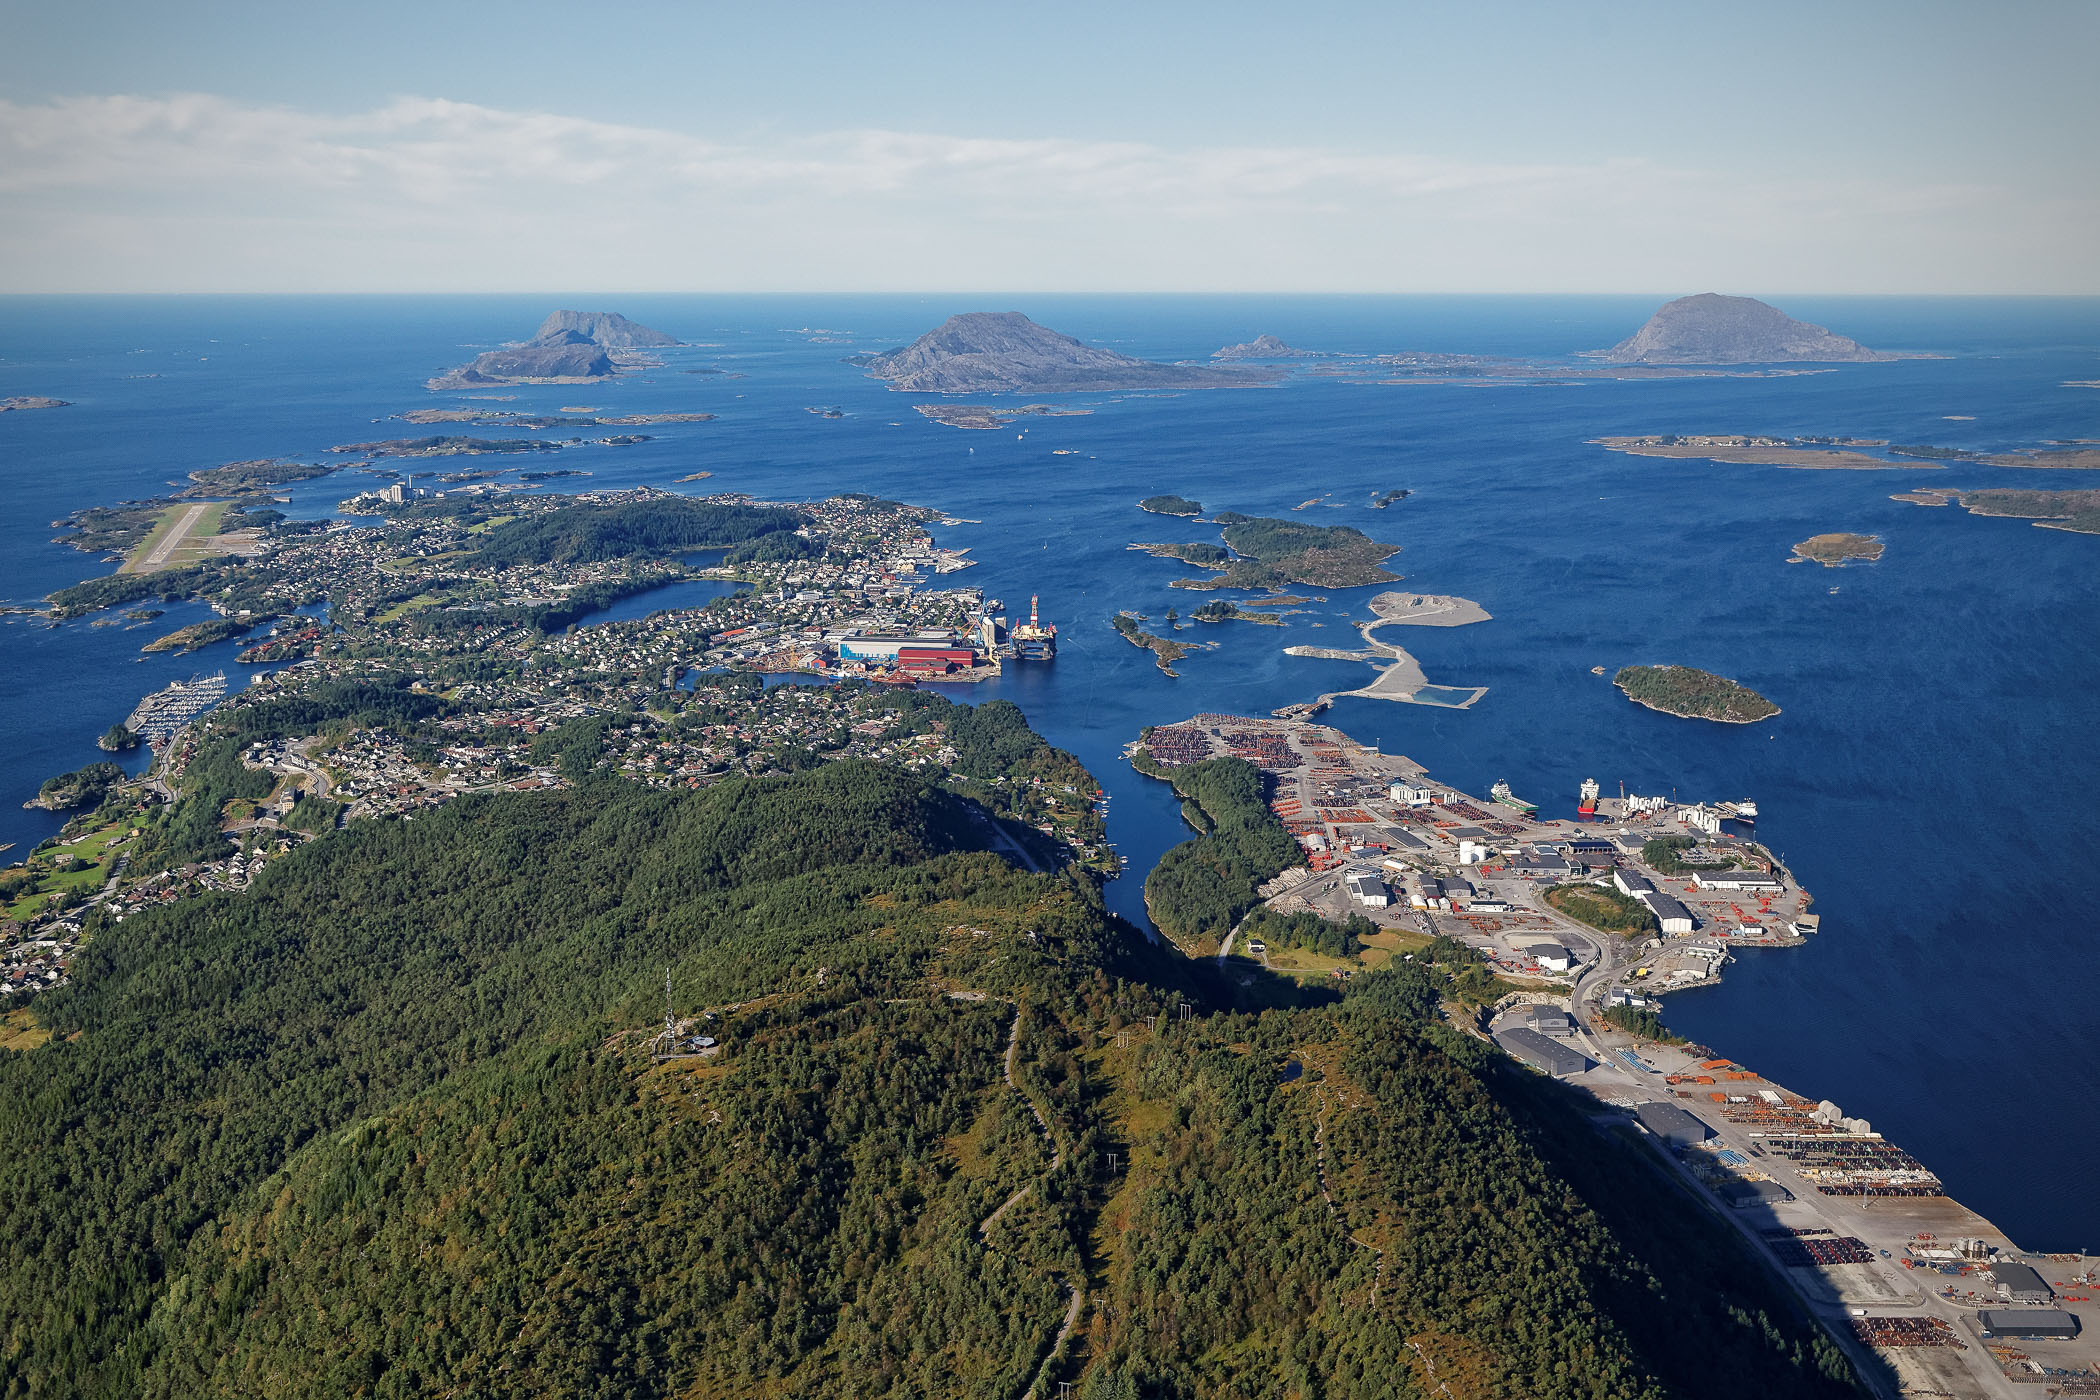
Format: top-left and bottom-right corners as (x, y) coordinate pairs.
(1, 0), (2095, 294)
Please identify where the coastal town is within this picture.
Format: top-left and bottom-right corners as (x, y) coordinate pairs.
(4, 486), (1092, 1003)
(2, 483), (2091, 1395)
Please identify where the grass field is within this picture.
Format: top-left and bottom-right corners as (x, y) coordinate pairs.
(4, 821), (132, 921)
(376, 592), (451, 622)
(0, 1010), (49, 1053)
(121, 501), (233, 574)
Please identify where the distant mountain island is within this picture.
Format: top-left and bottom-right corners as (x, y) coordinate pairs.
(427, 311), (681, 391)
(1596, 294), (1899, 365)
(1213, 334), (1322, 360)
(850, 312), (1281, 393)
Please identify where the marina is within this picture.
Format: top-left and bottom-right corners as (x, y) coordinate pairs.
(122, 673), (228, 745)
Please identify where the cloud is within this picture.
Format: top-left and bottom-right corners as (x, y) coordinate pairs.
(0, 94), (2088, 291)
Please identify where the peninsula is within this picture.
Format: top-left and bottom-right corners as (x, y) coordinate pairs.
(1895, 487), (2100, 535)
(1614, 665), (1780, 723)
(1594, 294), (1901, 364)
(426, 310), (680, 391)
(1110, 612), (1205, 675)
(1789, 533), (1885, 566)
(850, 312), (1282, 393)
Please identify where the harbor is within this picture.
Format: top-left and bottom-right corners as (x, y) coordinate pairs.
(1131, 712), (2094, 1396)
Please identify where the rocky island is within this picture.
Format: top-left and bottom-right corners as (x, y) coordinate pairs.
(1150, 513), (1402, 591)
(427, 310), (680, 391)
(1789, 533), (1885, 566)
(1138, 494), (1203, 516)
(1594, 435), (1908, 469)
(328, 435), (566, 459)
(1595, 293), (1901, 364)
(911, 402), (1092, 430)
(393, 409), (713, 428)
(851, 312), (1282, 393)
(1614, 665), (1780, 723)
(1, 396), (70, 412)
(1213, 334), (1321, 359)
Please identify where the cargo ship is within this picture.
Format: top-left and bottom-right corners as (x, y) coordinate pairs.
(1011, 593), (1057, 661)
(1489, 780), (1539, 816)
(1716, 799), (1758, 824)
(1577, 777), (1600, 819)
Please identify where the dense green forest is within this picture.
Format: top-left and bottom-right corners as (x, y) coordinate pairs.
(1136, 756), (1302, 954)
(466, 499), (804, 566)
(0, 730), (1868, 1397)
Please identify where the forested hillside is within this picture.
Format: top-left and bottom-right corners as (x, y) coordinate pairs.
(0, 754), (1862, 1399)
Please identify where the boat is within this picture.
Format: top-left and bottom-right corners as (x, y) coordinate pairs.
(1577, 777), (1600, 818)
(1489, 780), (1539, 816)
(1716, 799), (1759, 824)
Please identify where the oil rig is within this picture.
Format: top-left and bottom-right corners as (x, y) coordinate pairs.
(1011, 594), (1058, 661)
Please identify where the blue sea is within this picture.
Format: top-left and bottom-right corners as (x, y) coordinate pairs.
(3, 293), (2097, 1249)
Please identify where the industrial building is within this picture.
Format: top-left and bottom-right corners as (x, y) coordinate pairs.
(835, 631), (962, 662)
(1614, 869), (1656, 897)
(1643, 893), (1696, 935)
(1526, 1006), (1575, 1036)
(1344, 872), (1390, 908)
(1990, 1261), (2054, 1304)
(1720, 1179), (1793, 1208)
(1978, 1310), (2080, 1340)
(1526, 943), (1573, 972)
(1390, 781), (1433, 807)
(1692, 869), (1784, 892)
(1504, 850), (1570, 879)
(1633, 1101), (1715, 1147)
(1496, 1026), (1590, 1077)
